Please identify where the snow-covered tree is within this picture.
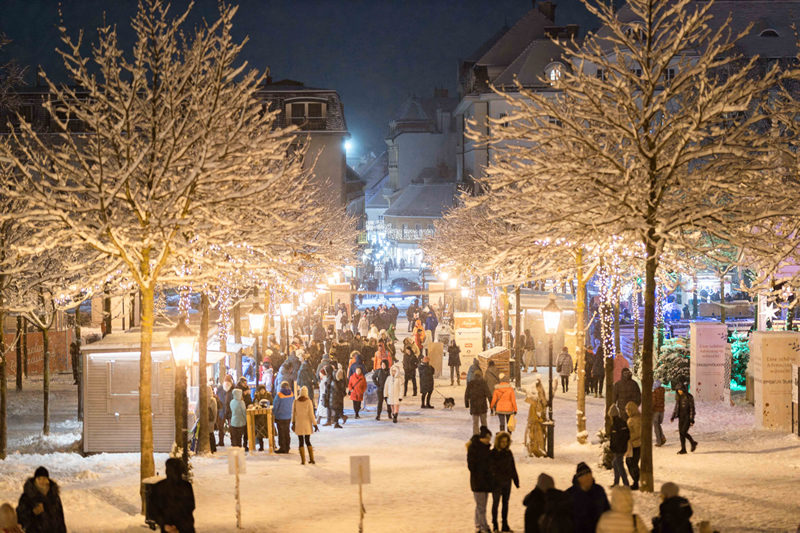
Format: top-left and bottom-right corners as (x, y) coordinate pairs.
(474, 0), (785, 491)
(1, 1), (322, 486)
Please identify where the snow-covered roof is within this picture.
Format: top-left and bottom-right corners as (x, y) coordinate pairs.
(493, 39), (576, 87)
(473, 7), (555, 68)
(383, 183), (456, 218)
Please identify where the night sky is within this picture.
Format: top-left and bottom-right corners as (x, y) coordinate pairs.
(0, 0), (597, 156)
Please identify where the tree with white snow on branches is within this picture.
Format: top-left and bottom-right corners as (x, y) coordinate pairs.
(476, 0), (786, 491)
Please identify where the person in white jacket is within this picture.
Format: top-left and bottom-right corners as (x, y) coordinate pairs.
(595, 485), (649, 533)
(384, 362), (405, 423)
(358, 315), (370, 337)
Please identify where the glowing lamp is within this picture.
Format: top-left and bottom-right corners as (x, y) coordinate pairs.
(303, 292), (315, 304)
(438, 272), (449, 281)
(478, 295), (492, 311)
(461, 287), (470, 298)
(168, 319), (197, 367)
(448, 278), (458, 289)
(248, 303), (266, 336)
(542, 293), (562, 335)
(279, 299), (293, 317)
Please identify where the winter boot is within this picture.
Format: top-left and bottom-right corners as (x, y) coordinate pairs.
(342, 414), (348, 424)
(316, 414), (322, 425)
(427, 403), (434, 409)
(308, 446), (315, 464)
(691, 440), (698, 452)
(375, 414), (381, 421)
(677, 449), (687, 454)
(493, 522), (500, 533)
(334, 422), (343, 429)
(457, 378), (461, 386)
(323, 419), (333, 427)
(300, 447), (306, 465)
(661, 436), (667, 446)
(393, 413), (398, 423)
(501, 523), (512, 532)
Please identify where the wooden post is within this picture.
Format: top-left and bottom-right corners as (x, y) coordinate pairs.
(76, 307), (83, 422)
(22, 320), (27, 378)
(359, 464), (365, 533)
(103, 285), (112, 337)
(233, 303), (242, 344)
(235, 452), (241, 529)
(575, 250), (587, 444)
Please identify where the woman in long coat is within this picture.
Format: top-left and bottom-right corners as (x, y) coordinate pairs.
(348, 367), (368, 418)
(291, 386), (319, 465)
(384, 362), (405, 423)
(316, 367), (329, 425)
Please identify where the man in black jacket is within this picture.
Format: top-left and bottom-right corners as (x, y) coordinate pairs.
(372, 360), (391, 420)
(149, 458), (195, 533)
(671, 382), (697, 454)
(565, 462), (610, 533)
(652, 482), (693, 533)
(613, 367), (641, 421)
(523, 473), (554, 533)
(465, 369), (493, 435)
(16, 466), (67, 533)
(467, 426), (493, 533)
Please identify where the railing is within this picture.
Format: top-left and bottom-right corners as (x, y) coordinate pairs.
(387, 228), (435, 241)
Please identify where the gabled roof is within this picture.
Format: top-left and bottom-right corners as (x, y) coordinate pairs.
(359, 151), (389, 188)
(474, 8), (555, 67)
(383, 183), (456, 218)
(494, 38), (574, 87)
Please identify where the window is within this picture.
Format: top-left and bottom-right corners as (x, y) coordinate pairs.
(623, 25), (645, 41)
(760, 29), (779, 37)
(427, 224), (434, 231)
(499, 112), (509, 128)
(596, 68), (607, 81)
(107, 360), (162, 415)
(286, 101), (327, 130)
(545, 62), (564, 85)
(415, 224), (422, 231)
(402, 224), (408, 231)
(665, 68), (676, 82)
(630, 68), (642, 77)
(548, 116), (563, 127)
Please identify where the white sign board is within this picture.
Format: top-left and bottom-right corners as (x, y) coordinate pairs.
(228, 447), (246, 475)
(454, 313), (483, 358)
(350, 455), (371, 485)
(690, 323), (728, 402)
(751, 331), (800, 429)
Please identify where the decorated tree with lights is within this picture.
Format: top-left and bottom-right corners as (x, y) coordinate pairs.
(1, 1), (326, 488)
(473, 0), (785, 491)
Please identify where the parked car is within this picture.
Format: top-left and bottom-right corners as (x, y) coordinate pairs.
(387, 278), (421, 299)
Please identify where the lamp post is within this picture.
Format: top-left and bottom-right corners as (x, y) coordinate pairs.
(279, 299), (293, 354)
(479, 294), (492, 351)
(248, 303), (266, 388)
(169, 318), (197, 472)
(303, 291), (315, 340)
(541, 293), (562, 459)
(461, 287), (470, 313)
(448, 278), (458, 322)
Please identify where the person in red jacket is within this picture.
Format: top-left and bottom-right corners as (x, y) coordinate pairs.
(347, 367), (368, 419)
(490, 374), (518, 433)
(653, 379), (666, 446)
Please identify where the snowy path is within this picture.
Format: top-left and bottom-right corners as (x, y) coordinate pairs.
(3, 371), (800, 531)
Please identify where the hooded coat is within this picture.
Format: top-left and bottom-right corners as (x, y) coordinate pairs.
(491, 382), (518, 415)
(565, 475), (610, 533)
(402, 348), (418, 376)
(16, 477), (66, 533)
(358, 315), (370, 337)
(418, 360), (435, 394)
(595, 486), (649, 533)
(372, 361), (390, 392)
(467, 358), (481, 383)
(230, 389), (247, 428)
(273, 388), (295, 421)
(327, 374), (347, 411)
(149, 464), (195, 533)
(275, 362), (295, 397)
(490, 433), (519, 489)
(465, 372), (493, 415)
(292, 388), (317, 436)
(614, 368), (642, 417)
(484, 363), (501, 393)
(297, 360), (317, 405)
(466, 434), (493, 493)
(592, 348), (606, 379)
(556, 349), (573, 377)
(316, 371), (330, 418)
(653, 496), (694, 533)
(625, 402), (642, 448)
(218, 377), (235, 420)
(384, 363), (405, 405)
(348, 353), (367, 379)
(671, 387), (696, 424)
(348, 371), (368, 401)
(609, 405), (630, 454)
(447, 343), (461, 368)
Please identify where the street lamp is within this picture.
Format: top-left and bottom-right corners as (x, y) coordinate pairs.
(248, 303), (266, 388)
(479, 294), (492, 351)
(448, 278), (458, 321)
(303, 292), (315, 339)
(279, 299), (293, 353)
(542, 293), (562, 459)
(169, 318), (197, 471)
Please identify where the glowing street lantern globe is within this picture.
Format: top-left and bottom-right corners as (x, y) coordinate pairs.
(542, 294), (562, 336)
(448, 278), (458, 289)
(168, 320), (197, 367)
(461, 287), (470, 298)
(248, 303), (266, 335)
(303, 291), (315, 305)
(478, 295), (492, 311)
(279, 299), (293, 317)
(438, 272), (449, 281)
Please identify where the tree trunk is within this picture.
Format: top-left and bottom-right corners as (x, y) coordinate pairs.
(575, 250), (587, 444)
(103, 286), (112, 337)
(233, 303), (242, 344)
(15, 316), (22, 391)
(604, 342), (613, 436)
(174, 357), (186, 453)
(42, 325), (50, 436)
(633, 292), (640, 365)
(692, 274), (698, 319)
(263, 289), (270, 368)
(614, 298), (621, 362)
(720, 277), (726, 324)
(515, 286), (522, 390)
(139, 282), (156, 504)
(22, 322), (27, 378)
(76, 307), (83, 422)
(0, 307), (6, 459)
(197, 293), (210, 454)
(640, 239), (658, 493)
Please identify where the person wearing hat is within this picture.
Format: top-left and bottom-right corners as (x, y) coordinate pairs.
(566, 462), (610, 533)
(652, 482), (693, 532)
(670, 382), (697, 454)
(273, 381), (295, 453)
(466, 426), (493, 533)
(418, 356), (435, 409)
(16, 466), (66, 533)
(596, 486), (649, 533)
(490, 374), (517, 433)
(523, 473), (554, 533)
(613, 367), (641, 421)
(653, 379), (667, 446)
(608, 405), (630, 487)
(149, 458), (195, 533)
(385, 362), (405, 423)
(292, 386), (319, 465)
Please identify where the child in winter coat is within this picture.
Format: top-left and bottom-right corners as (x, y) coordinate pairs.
(348, 367), (368, 418)
(490, 374), (517, 433)
(291, 386), (319, 465)
(609, 405), (630, 487)
(490, 432), (519, 533)
(384, 363), (405, 423)
(229, 388), (247, 449)
(596, 486), (649, 533)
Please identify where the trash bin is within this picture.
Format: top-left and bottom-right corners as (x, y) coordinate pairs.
(141, 475), (165, 530)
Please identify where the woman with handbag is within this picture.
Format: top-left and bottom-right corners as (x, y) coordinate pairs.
(490, 374), (518, 433)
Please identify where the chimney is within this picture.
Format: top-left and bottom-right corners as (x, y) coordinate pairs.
(538, 1), (556, 23)
(566, 24), (580, 39)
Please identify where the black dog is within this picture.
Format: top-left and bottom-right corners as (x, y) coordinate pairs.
(443, 397), (455, 409)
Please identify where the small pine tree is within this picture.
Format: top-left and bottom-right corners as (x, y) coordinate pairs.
(728, 331), (749, 387)
(654, 337), (690, 389)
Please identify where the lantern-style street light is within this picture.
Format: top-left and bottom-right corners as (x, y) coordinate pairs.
(169, 317), (197, 471)
(248, 303), (266, 388)
(479, 294), (492, 351)
(541, 293), (562, 459)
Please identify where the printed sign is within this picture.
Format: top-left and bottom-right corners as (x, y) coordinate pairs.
(752, 331), (800, 429)
(228, 447), (246, 475)
(454, 313), (483, 358)
(793, 364), (799, 405)
(350, 455), (371, 485)
(4, 330), (75, 376)
(690, 323), (727, 402)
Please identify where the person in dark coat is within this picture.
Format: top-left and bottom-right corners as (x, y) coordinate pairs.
(448, 340), (462, 386)
(326, 369), (348, 428)
(653, 379), (667, 447)
(297, 358), (317, 405)
(592, 346), (606, 398)
(670, 383), (697, 454)
(467, 357), (481, 383)
(484, 360), (501, 394)
(490, 432), (519, 533)
(465, 369), (493, 435)
(608, 405), (630, 487)
(402, 345), (418, 396)
(372, 359), (391, 420)
(273, 382), (294, 454)
(565, 462), (610, 533)
(216, 374), (235, 446)
(539, 488), (573, 532)
(467, 426), (493, 533)
(275, 361), (295, 397)
(583, 348), (595, 395)
(149, 458), (195, 533)
(16, 467), (66, 533)
(425, 309), (439, 340)
(613, 368), (641, 421)
(348, 352), (367, 379)
(523, 473), (555, 533)
(652, 482), (693, 533)
(418, 356), (435, 409)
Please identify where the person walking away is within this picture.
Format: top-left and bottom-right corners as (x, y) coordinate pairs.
(402, 345), (418, 396)
(327, 369), (348, 428)
(448, 340), (462, 385)
(596, 486), (649, 533)
(484, 360), (501, 395)
(467, 426), (493, 533)
(613, 368), (641, 421)
(291, 386), (319, 465)
(625, 402), (642, 490)
(539, 488), (573, 532)
(565, 462), (609, 533)
(608, 405), (630, 487)
(652, 482), (693, 533)
(490, 374), (517, 433)
(523, 330), (537, 372)
(467, 357), (481, 383)
(523, 473), (554, 533)
(229, 388), (248, 449)
(348, 352), (367, 379)
(16, 467), (66, 533)
(418, 356), (435, 408)
(592, 346), (606, 398)
(273, 381), (294, 453)
(348, 367), (368, 418)
(490, 432), (519, 533)
(555, 347), (572, 393)
(406, 302), (417, 333)
(149, 458), (195, 533)
(670, 383), (697, 454)
(465, 369), (493, 435)
(653, 379), (667, 446)
(0, 503), (22, 533)
(384, 362), (405, 423)
(373, 360), (391, 420)
(297, 356), (317, 405)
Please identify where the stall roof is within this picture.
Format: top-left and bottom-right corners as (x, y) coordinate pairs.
(206, 334), (255, 355)
(81, 328), (173, 353)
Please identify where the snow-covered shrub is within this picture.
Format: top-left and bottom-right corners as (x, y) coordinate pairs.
(654, 336), (690, 389)
(728, 330), (749, 388)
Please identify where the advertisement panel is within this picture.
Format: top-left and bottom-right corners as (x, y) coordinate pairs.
(454, 313), (483, 358)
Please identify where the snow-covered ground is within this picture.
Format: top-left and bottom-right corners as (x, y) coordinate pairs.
(3, 361), (800, 531)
